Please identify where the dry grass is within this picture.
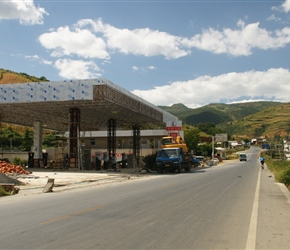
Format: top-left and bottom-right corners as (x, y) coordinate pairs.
(0, 72), (30, 84)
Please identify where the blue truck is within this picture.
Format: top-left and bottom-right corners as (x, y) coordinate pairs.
(156, 147), (192, 174)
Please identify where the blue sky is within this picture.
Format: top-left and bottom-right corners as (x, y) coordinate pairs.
(1, 0), (290, 108)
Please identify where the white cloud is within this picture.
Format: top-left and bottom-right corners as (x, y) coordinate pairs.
(132, 65), (156, 74)
(38, 26), (109, 59)
(54, 59), (102, 79)
(37, 18), (290, 79)
(131, 68), (290, 108)
(76, 18), (191, 59)
(267, 14), (282, 22)
(272, 0), (290, 13)
(38, 18), (190, 61)
(282, 0), (290, 13)
(41, 59), (53, 66)
(39, 18), (290, 66)
(0, 0), (48, 25)
(103, 26), (190, 59)
(25, 54), (52, 65)
(25, 54), (40, 60)
(182, 20), (290, 56)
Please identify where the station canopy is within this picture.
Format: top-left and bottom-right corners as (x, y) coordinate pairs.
(0, 78), (177, 132)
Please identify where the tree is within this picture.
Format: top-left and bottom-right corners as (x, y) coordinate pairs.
(184, 127), (200, 153)
(0, 126), (22, 150)
(42, 132), (58, 148)
(196, 143), (213, 157)
(197, 122), (224, 136)
(21, 129), (33, 151)
(39, 76), (48, 81)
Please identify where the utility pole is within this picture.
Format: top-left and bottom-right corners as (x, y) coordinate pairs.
(212, 136), (214, 160)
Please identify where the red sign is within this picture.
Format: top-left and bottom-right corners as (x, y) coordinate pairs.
(166, 126), (182, 131)
(169, 133), (178, 138)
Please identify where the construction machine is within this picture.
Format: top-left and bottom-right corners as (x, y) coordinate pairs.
(160, 135), (188, 152)
(156, 135), (191, 173)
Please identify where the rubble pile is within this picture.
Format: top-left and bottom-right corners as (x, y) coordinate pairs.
(0, 173), (23, 185)
(0, 161), (30, 175)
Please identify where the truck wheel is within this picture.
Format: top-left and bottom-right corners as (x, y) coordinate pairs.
(158, 166), (163, 174)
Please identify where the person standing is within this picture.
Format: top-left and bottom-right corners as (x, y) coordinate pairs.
(95, 152), (102, 170)
(103, 152), (109, 170)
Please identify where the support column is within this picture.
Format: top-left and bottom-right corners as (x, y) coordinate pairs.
(69, 108), (80, 169)
(132, 124), (141, 167)
(107, 118), (116, 161)
(33, 121), (43, 168)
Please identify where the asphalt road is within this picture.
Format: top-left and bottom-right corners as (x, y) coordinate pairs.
(1, 147), (290, 249)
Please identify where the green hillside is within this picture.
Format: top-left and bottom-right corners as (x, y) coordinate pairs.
(183, 106), (232, 125)
(158, 103), (193, 120)
(207, 102), (281, 121)
(218, 103), (290, 138)
(159, 102), (280, 125)
(159, 101), (286, 139)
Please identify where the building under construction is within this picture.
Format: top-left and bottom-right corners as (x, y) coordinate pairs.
(0, 78), (177, 169)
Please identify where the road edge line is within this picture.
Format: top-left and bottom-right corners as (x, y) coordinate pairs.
(245, 166), (261, 250)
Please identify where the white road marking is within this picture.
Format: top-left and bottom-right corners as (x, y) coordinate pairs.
(245, 167), (261, 250)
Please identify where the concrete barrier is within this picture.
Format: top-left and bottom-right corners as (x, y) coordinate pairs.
(42, 178), (54, 193)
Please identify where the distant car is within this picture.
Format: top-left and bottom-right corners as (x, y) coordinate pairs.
(239, 153), (247, 161)
(195, 156), (204, 161)
(192, 158), (200, 164)
(213, 158), (219, 164)
(192, 156), (204, 166)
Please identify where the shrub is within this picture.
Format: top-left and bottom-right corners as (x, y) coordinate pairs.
(226, 154), (239, 160)
(12, 157), (22, 166)
(21, 159), (28, 167)
(0, 186), (11, 197)
(265, 156), (290, 191)
(142, 152), (157, 171)
(280, 169), (290, 190)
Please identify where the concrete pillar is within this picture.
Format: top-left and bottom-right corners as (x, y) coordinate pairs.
(33, 121), (43, 167)
(69, 108), (80, 169)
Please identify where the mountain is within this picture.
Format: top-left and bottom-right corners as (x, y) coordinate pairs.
(158, 103), (194, 120)
(219, 103), (290, 138)
(159, 101), (287, 139)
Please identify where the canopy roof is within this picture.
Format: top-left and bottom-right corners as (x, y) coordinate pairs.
(0, 78), (177, 131)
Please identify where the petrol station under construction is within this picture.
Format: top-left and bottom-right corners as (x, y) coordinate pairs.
(0, 78), (179, 170)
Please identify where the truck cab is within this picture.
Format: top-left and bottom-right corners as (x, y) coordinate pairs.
(156, 147), (191, 174)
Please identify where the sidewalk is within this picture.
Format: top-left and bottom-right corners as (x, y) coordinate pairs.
(256, 163), (290, 249)
(12, 167), (152, 196)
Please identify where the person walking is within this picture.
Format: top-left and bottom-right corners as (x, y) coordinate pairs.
(260, 155), (265, 170)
